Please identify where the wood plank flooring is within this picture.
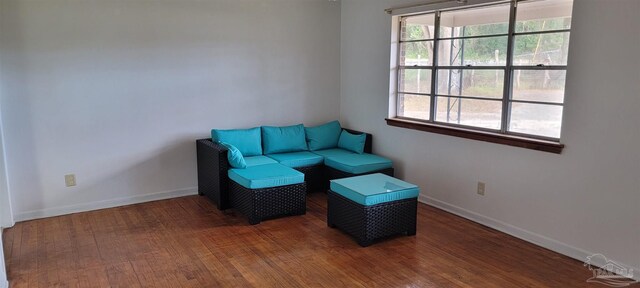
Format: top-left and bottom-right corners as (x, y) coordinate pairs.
(3, 192), (604, 287)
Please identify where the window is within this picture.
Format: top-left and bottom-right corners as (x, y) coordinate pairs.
(389, 0), (573, 153)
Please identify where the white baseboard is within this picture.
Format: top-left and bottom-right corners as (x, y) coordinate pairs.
(14, 187), (198, 222)
(419, 194), (640, 282)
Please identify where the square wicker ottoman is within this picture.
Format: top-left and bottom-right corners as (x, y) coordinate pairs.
(327, 173), (419, 247)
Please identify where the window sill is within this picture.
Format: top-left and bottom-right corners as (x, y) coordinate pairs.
(385, 118), (564, 154)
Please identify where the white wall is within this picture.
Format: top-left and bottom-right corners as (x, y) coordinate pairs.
(0, 96), (13, 229)
(0, 0), (341, 220)
(0, 111), (10, 288)
(341, 0), (640, 276)
(0, 1), (12, 286)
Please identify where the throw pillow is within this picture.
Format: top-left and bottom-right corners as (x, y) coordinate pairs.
(219, 142), (247, 169)
(337, 130), (366, 154)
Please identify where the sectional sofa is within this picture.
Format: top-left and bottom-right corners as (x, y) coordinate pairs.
(196, 121), (394, 224)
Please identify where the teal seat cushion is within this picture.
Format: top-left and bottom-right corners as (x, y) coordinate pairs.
(330, 173), (419, 206)
(262, 124), (308, 154)
(266, 151), (324, 168)
(305, 120), (341, 151)
(244, 155), (278, 167)
(228, 163), (305, 189)
(337, 130), (366, 154)
(325, 153), (392, 174)
(310, 148), (355, 158)
(212, 127), (262, 157)
(219, 142), (246, 169)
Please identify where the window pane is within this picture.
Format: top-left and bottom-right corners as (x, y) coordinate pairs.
(399, 69), (432, 94)
(440, 4), (510, 37)
(402, 14), (435, 41)
(400, 42), (433, 66)
(512, 70), (566, 103)
(513, 32), (570, 65)
(398, 94), (430, 120)
(436, 97), (502, 130)
(437, 69), (504, 99)
(509, 103), (563, 138)
(516, 0), (573, 33)
(438, 36), (507, 66)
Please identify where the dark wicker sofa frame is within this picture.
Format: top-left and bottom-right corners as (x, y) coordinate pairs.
(196, 129), (394, 211)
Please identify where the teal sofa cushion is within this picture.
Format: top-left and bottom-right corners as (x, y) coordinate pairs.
(337, 130), (366, 154)
(228, 163), (305, 189)
(325, 153), (392, 174)
(212, 127), (262, 157)
(304, 120), (341, 151)
(244, 155), (278, 167)
(310, 148), (355, 159)
(330, 173), (419, 206)
(219, 142), (246, 169)
(267, 151), (324, 168)
(262, 124), (308, 154)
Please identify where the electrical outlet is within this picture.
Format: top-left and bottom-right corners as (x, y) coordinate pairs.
(65, 174), (76, 187)
(477, 182), (485, 196)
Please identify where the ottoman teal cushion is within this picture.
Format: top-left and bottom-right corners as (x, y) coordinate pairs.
(228, 163), (304, 189)
(261, 124), (308, 154)
(324, 153), (393, 174)
(330, 173), (419, 206)
(212, 127), (262, 157)
(305, 120), (342, 151)
(310, 148), (355, 159)
(244, 155), (278, 167)
(266, 151), (324, 168)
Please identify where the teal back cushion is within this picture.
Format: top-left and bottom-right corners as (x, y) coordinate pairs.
(304, 120), (342, 151)
(337, 130), (366, 154)
(211, 127), (262, 157)
(218, 142), (247, 169)
(261, 124), (308, 154)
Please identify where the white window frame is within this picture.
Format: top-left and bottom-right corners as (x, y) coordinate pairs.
(387, 0), (571, 153)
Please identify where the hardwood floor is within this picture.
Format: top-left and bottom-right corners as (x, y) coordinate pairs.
(3, 192), (602, 287)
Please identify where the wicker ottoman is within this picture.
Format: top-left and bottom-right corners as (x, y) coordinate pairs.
(228, 163), (307, 225)
(230, 181), (306, 225)
(327, 173), (419, 247)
